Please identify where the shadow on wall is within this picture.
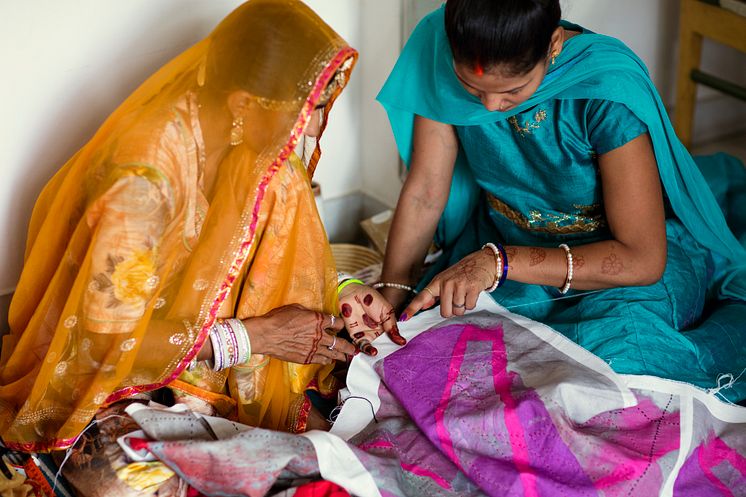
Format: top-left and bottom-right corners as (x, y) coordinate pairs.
(3, 2), (232, 313)
(1, 293), (10, 337)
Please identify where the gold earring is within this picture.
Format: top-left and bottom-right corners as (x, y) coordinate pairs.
(230, 116), (244, 146)
(550, 50), (559, 65)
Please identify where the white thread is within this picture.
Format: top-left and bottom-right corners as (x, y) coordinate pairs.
(707, 368), (746, 404)
(326, 396), (377, 425)
(504, 289), (605, 311)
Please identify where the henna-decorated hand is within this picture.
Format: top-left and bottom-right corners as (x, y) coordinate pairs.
(338, 284), (406, 356)
(245, 304), (354, 365)
(401, 248), (495, 319)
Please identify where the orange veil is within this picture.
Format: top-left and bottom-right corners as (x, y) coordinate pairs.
(0, 0), (357, 451)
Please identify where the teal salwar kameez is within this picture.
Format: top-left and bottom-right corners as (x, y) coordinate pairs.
(378, 7), (746, 402)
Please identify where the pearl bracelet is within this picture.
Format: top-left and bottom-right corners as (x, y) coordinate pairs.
(558, 243), (574, 294)
(372, 282), (418, 294)
(481, 243), (503, 293)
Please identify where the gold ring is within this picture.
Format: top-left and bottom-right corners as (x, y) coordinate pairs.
(423, 287), (436, 299)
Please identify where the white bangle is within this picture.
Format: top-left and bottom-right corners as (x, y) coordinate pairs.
(208, 318), (252, 371)
(481, 243), (502, 293)
(372, 282), (418, 294)
(558, 243), (574, 294)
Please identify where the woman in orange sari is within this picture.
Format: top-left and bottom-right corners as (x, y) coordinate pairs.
(0, 0), (373, 455)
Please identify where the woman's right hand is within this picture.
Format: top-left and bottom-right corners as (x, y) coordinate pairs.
(338, 283), (406, 356)
(402, 247), (495, 319)
(244, 304), (354, 365)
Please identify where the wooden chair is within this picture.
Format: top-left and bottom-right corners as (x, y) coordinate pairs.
(674, 0), (746, 148)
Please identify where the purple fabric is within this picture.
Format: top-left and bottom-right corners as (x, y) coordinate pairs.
(382, 323), (595, 496)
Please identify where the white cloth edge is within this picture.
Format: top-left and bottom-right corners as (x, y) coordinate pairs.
(301, 430), (382, 497)
(621, 374), (746, 422)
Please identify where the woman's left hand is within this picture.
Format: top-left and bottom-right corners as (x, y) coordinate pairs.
(338, 284), (406, 356)
(402, 248), (495, 319)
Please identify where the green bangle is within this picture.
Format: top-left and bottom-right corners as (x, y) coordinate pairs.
(337, 278), (364, 295)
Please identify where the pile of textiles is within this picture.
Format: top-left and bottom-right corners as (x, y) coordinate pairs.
(89, 295), (745, 497)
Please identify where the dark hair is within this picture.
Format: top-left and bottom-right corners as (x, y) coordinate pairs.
(445, 0), (561, 76)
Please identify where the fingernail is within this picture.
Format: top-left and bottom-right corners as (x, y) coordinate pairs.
(361, 342), (377, 356)
(399, 313), (408, 322)
(394, 336), (407, 346)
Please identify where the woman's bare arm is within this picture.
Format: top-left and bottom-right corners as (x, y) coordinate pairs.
(379, 115), (459, 309)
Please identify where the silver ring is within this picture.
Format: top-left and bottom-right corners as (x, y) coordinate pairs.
(330, 315), (336, 327)
(453, 303), (466, 309)
(327, 335), (337, 351)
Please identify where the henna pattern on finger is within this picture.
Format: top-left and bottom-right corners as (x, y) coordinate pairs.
(353, 332), (365, 339)
(303, 313), (324, 364)
(359, 340), (378, 356)
(601, 253), (624, 275)
(390, 324), (406, 345)
(348, 321), (360, 329)
(529, 248), (546, 266)
(363, 294), (373, 306)
(341, 303), (352, 318)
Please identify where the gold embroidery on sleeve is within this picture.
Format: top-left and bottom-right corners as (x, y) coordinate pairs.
(487, 194), (606, 234)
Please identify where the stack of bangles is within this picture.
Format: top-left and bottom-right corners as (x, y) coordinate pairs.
(482, 242), (509, 292)
(197, 318), (252, 371)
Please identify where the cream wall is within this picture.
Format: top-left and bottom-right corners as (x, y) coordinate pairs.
(0, 0), (362, 295)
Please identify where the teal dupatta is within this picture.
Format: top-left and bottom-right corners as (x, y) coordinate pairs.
(377, 6), (746, 301)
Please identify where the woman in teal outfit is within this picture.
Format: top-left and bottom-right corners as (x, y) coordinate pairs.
(375, 0), (746, 401)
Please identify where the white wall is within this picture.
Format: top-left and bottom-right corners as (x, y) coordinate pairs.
(360, 0), (404, 208)
(0, 0), (361, 295)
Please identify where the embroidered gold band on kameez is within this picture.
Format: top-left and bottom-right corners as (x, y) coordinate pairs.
(487, 193), (606, 234)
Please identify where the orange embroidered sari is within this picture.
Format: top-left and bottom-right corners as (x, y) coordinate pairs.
(0, 0), (357, 451)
